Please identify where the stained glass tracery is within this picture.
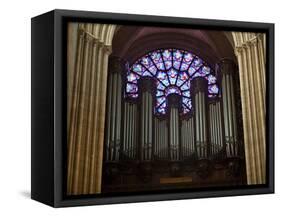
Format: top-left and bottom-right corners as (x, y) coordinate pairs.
(125, 49), (219, 115)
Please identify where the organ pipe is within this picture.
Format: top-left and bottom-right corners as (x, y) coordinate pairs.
(122, 102), (138, 159)
(154, 118), (168, 159)
(181, 116), (195, 159)
(168, 95), (180, 161)
(219, 59), (238, 158)
(208, 100), (224, 158)
(191, 78), (208, 159)
(105, 57), (124, 161)
(140, 81), (153, 161)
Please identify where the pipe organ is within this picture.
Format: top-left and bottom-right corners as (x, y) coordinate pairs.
(181, 116), (195, 159)
(191, 78), (208, 159)
(140, 79), (154, 161)
(123, 102), (138, 160)
(208, 99), (224, 158)
(154, 118), (169, 159)
(219, 59), (239, 158)
(104, 57), (244, 188)
(168, 95), (181, 161)
(105, 57), (123, 161)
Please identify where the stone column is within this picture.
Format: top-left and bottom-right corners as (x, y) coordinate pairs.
(232, 32), (266, 184)
(67, 23), (117, 195)
(219, 59), (239, 158)
(191, 78), (208, 159)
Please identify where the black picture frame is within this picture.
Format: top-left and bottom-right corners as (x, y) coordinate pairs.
(31, 9), (274, 207)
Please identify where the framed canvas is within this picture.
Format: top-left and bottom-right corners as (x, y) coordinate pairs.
(31, 9), (274, 207)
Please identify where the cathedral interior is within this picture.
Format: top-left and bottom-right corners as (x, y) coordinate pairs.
(66, 22), (266, 196)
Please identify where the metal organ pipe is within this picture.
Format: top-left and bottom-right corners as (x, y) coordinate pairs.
(105, 57), (124, 161)
(208, 100), (224, 158)
(168, 94), (180, 161)
(219, 59), (239, 158)
(181, 116), (195, 159)
(191, 78), (208, 160)
(140, 82), (153, 161)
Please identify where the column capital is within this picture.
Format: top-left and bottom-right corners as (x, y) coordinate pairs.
(190, 77), (208, 95)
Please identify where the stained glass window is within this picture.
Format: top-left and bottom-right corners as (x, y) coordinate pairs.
(125, 48), (219, 115)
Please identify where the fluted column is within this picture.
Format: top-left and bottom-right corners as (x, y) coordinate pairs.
(219, 59), (239, 158)
(67, 23), (117, 195)
(232, 32), (266, 184)
(208, 99), (224, 157)
(168, 95), (180, 161)
(105, 57), (124, 161)
(191, 78), (208, 159)
(140, 79), (153, 161)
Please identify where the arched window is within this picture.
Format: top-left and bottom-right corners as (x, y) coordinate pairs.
(125, 49), (219, 115)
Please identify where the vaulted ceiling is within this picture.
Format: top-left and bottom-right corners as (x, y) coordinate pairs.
(111, 25), (236, 69)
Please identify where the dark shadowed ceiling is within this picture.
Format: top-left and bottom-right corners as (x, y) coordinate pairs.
(111, 25), (236, 69)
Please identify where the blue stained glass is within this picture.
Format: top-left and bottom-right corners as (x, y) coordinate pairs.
(141, 56), (153, 68)
(157, 102), (166, 114)
(192, 57), (203, 68)
(173, 61), (181, 70)
(207, 74), (217, 84)
(164, 60), (172, 70)
(188, 66), (196, 75)
(182, 97), (190, 105)
(148, 65), (157, 75)
(132, 64), (145, 75)
(173, 49), (183, 62)
(156, 62), (165, 70)
(150, 51), (161, 63)
(168, 69), (177, 85)
(127, 48), (219, 114)
(180, 62), (189, 71)
(162, 49), (172, 61)
(208, 84), (219, 94)
(143, 70), (152, 77)
(157, 71), (167, 81)
(156, 96), (166, 106)
(157, 81), (166, 90)
(182, 91), (190, 97)
(183, 53), (193, 64)
(127, 72), (139, 83)
(156, 90), (164, 97)
(192, 70), (203, 78)
(165, 86), (181, 96)
(181, 81), (190, 91)
(186, 100), (192, 109)
(126, 83), (138, 93)
(176, 72), (189, 86)
(202, 66), (211, 75)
